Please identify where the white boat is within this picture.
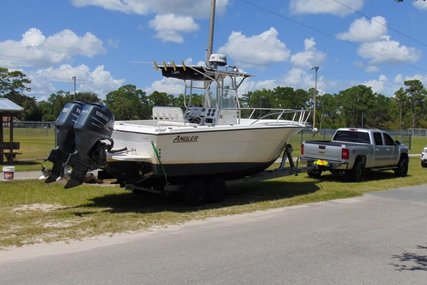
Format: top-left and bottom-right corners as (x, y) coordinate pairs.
(100, 55), (308, 191)
(45, 54), (309, 204)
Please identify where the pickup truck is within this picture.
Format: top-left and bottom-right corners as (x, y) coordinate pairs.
(300, 128), (409, 182)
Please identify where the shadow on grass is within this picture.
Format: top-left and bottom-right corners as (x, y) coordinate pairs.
(76, 180), (320, 214)
(4, 160), (41, 166)
(306, 170), (405, 183)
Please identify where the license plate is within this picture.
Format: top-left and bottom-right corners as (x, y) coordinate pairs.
(314, 160), (328, 166)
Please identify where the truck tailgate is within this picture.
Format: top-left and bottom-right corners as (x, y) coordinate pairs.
(303, 141), (344, 161)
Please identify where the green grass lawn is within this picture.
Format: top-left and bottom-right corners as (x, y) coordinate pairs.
(1, 158), (427, 248)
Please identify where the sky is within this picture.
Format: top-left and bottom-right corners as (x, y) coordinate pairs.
(1, 0), (427, 102)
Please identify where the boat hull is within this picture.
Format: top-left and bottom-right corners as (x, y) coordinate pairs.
(103, 122), (304, 186)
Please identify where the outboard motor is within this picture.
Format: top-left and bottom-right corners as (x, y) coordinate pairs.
(45, 102), (84, 183)
(64, 103), (115, 188)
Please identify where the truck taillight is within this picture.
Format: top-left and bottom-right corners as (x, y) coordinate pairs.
(342, 148), (350, 160)
(301, 143), (304, 155)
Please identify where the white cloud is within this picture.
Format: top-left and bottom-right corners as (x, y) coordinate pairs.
(239, 79), (279, 95)
(365, 65), (379, 73)
(0, 28), (105, 68)
(413, 1), (427, 10)
(149, 14), (199, 43)
(290, 38), (326, 68)
(29, 64), (124, 99)
(289, 0), (364, 16)
(72, 0), (229, 18)
(218, 28), (291, 67)
(337, 16), (387, 42)
(394, 73), (426, 84)
(363, 74), (387, 93)
(284, 68), (311, 88)
(146, 77), (185, 95)
(358, 36), (421, 64)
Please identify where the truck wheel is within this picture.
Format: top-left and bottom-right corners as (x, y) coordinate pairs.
(207, 177), (226, 203)
(421, 161), (427, 168)
(182, 179), (207, 206)
(348, 159), (365, 182)
(307, 168), (322, 178)
(395, 157), (408, 177)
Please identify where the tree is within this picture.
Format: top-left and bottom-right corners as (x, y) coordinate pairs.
(317, 93), (339, 128)
(39, 91), (101, 121)
(0, 67), (31, 96)
(148, 91), (173, 107)
(403, 79), (427, 129)
(0, 67), (39, 120)
(105, 85), (149, 120)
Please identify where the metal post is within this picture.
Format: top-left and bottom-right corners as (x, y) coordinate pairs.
(311, 66), (319, 129)
(206, 0), (216, 66)
(72, 76), (76, 101)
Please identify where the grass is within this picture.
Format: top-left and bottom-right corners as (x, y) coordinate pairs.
(1, 158), (427, 248)
(1, 128), (55, 171)
(0, 127), (426, 247)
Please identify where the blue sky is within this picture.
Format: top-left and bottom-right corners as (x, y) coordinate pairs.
(1, 0), (427, 101)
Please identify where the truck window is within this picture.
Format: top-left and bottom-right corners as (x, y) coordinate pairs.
(374, 132), (383, 145)
(333, 131), (370, 144)
(383, 133), (395, 146)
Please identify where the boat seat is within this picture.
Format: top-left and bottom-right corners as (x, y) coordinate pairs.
(152, 106), (185, 123)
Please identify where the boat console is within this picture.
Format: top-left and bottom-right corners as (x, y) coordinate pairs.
(184, 106), (218, 126)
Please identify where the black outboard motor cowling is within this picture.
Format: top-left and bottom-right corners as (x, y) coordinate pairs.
(64, 103), (115, 188)
(45, 102), (83, 183)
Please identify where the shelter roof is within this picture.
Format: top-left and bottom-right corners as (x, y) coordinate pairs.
(0, 98), (24, 113)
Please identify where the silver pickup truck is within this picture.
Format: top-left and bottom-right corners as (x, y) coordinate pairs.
(300, 128), (409, 181)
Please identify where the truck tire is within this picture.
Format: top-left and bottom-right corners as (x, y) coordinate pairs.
(307, 168), (322, 178)
(348, 159), (366, 182)
(421, 161), (427, 168)
(394, 157), (408, 177)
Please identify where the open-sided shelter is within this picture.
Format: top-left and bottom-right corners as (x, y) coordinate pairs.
(0, 98), (23, 164)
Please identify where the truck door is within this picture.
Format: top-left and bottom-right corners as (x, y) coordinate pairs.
(383, 132), (400, 165)
(373, 132), (388, 167)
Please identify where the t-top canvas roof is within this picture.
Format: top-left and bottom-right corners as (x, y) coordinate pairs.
(0, 98), (24, 113)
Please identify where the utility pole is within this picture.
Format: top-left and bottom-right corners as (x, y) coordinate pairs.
(311, 66), (319, 129)
(72, 76), (77, 101)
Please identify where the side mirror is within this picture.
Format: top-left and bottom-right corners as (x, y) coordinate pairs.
(395, 140), (401, 145)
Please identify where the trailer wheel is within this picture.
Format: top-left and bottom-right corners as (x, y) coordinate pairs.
(348, 159), (365, 182)
(183, 179), (207, 206)
(307, 168), (322, 178)
(207, 177), (226, 203)
(394, 157), (408, 177)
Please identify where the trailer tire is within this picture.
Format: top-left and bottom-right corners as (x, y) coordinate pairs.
(394, 157), (408, 177)
(348, 159), (366, 182)
(207, 177), (226, 203)
(307, 168), (322, 178)
(183, 179), (207, 206)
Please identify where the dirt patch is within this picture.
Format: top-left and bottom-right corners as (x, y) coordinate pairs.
(12, 203), (66, 212)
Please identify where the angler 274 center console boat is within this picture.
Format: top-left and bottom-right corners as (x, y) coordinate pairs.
(45, 54), (310, 204)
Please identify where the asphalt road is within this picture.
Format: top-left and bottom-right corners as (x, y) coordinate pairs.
(1, 184), (427, 284)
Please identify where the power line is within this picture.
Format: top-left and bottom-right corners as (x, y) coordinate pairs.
(331, 0), (427, 48)
(238, 0), (427, 73)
